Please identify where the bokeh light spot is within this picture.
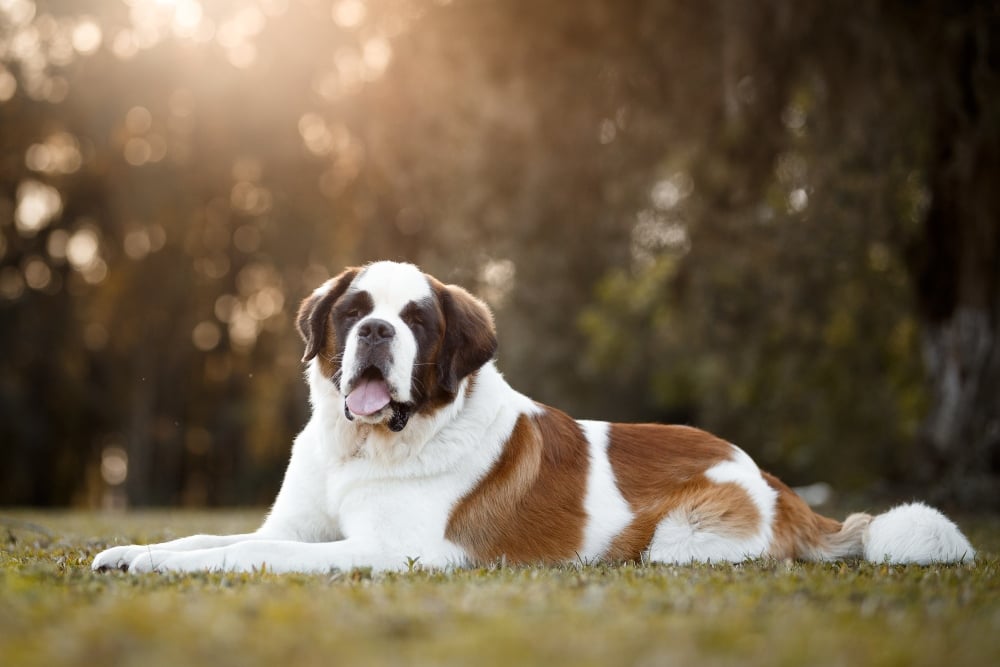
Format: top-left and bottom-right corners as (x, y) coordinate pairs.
(126, 105), (153, 134)
(66, 227), (100, 270)
(214, 293), (239, 323)
(333, 0), (366, 28)
(71, 17), (103, 55)
(229, 306), (260, 350)
(26, 132), (82, 174)
(479, 258), (516, 307)
(362, 37), (392, 75)
(192, 320), (221, 351)
(15, 180), (62, 236)
(112, 30), (139, 59)
(124, 137), (152, 165)
(100, 447), (128, 486)
(23, 256), (52, 290)
(124, 227), (152, 260)
(788, 188), (809, 213)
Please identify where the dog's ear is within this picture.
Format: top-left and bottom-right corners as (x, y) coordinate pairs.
(435, 283), (498, 394)
(297, 267), (359, 362)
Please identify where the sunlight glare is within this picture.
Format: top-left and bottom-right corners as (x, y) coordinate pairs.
(333, 0), (366, 28)
(1, 0), (36, 27)
(71, 17), (102, 55)
(172, 0), (203, 38)
(362, 37), (392, 75)
(258, 0), (289, 16)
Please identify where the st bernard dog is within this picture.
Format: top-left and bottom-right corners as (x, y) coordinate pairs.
(93, 261), (975, 574)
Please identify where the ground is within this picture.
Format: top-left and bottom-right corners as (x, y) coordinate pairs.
(1, 509), (998, 667)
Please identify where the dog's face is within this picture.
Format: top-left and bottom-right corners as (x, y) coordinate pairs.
(297, 262), (498, 432)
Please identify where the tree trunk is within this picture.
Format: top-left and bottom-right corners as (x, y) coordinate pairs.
(912, 6), (1000, 509)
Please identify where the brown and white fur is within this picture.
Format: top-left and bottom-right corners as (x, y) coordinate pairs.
(93, 261), (975, 573)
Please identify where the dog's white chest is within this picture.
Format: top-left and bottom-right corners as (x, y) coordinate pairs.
(323, 462), (460, 550)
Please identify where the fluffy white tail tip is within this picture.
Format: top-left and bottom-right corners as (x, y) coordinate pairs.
(863, 502), (976, 564)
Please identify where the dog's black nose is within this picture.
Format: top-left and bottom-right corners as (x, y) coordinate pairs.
(357, 318), (395, 345)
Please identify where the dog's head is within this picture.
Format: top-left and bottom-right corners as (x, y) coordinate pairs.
(297, 261), (497, 432)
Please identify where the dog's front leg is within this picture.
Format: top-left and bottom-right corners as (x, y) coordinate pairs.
(92, 532), (275, 572)
(127, 538), (452, 574)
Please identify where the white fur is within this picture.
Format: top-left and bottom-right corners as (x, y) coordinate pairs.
(577, 420), (634, 561)
(340, 262), (432, 408)
(647, 512), (748, 564)
(863, 502), (976, 564)
(648, 444), (777, 564)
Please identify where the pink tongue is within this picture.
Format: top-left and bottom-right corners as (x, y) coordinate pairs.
(346, 378), (392, 416)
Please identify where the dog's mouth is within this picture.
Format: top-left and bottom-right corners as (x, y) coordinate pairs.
(343, 366), (413, 432)
(346, 366), (392, 416)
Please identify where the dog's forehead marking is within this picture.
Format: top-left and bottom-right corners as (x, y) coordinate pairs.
(350, 261), (432, 311)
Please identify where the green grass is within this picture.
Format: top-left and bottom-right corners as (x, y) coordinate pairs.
(2, 510), (999, 667)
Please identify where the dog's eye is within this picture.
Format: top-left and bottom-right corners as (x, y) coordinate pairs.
(344, 308), (361, 321)
(403, 313), (423, 328)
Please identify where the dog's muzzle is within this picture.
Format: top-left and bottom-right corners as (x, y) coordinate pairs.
(343, 319), (413, 431)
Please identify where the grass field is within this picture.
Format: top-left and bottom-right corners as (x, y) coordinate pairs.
(2, 509), (998, 667)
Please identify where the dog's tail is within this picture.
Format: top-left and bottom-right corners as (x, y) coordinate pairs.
(765, 473), (976, 564)
(858, 501), (976, 564)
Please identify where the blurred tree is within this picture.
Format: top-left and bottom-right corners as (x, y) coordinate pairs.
(909, 1), (1000, 507)
(573, 0), (1000, 507)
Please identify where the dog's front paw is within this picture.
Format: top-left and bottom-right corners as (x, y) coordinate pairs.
(127, 548), (245, 574)
(127, 550), (174, 574)
(92, 545), (152, 572)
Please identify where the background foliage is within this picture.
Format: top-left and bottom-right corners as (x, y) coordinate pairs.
(1, 0), (997, 508)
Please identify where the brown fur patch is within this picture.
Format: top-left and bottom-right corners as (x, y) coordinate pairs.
(428, 277), (498, 396)
(603, 424), (745, 561)
(297, 267), (360, 376)
(316, 311), (341, 380)
(445, 406), (588, 564)
(763, 472), (868, 560)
